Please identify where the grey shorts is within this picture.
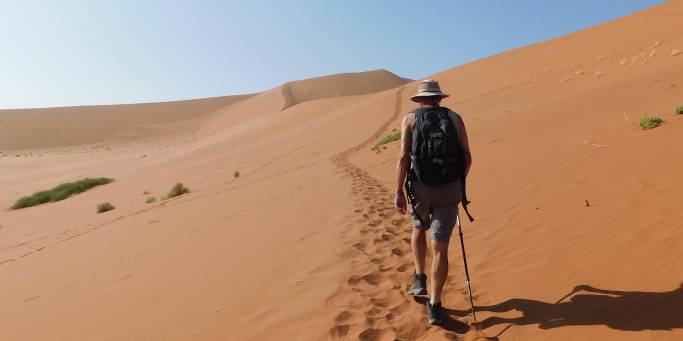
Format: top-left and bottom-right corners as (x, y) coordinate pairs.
(409, 179), (462, 243)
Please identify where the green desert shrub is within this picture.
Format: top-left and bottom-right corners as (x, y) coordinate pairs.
(373, 132), (401, 149)
(234, 170), (240, 178)
(167, 183), (190, 198)
(675, 105), (683, 115)
(640, 115), (663, 130)
(12, 177), (113, 209)
(96, 202), (115, 213)
(145, 197), (156, 204)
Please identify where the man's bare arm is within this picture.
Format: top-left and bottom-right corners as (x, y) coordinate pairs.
(396, 114), (413, 194)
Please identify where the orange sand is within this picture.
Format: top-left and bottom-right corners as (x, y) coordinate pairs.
(1, 2), (683, 340)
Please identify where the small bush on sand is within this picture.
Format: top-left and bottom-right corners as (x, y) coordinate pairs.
(373, 132), (401, 149)
(97, 202), (115, 213)
(640, 115), (663, 130)
(675, 105), (683, 115)
(12, 177), (113, 209)
(234, 170), (240, 178)
(145, 197), (156, 204)
(167, 183), (190, 199)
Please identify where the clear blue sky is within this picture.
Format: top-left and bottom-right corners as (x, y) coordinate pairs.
(0, 0), (663, 109)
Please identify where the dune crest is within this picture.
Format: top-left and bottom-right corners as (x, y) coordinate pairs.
(280, 69), (411, 110)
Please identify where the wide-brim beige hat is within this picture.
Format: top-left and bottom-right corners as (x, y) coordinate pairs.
(410, 79), (449, 102)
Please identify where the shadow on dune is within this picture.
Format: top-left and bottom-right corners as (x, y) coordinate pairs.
(448, 283), (683, 334)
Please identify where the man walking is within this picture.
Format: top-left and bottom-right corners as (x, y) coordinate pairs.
(394, 79), (472, 326)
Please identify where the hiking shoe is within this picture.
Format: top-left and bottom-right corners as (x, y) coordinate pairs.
(408, 273), (428, 296)
(426, 301), (446, 326)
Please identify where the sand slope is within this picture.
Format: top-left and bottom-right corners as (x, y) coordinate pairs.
(1, 1), (683, 341)
(347, 1), (683, 339)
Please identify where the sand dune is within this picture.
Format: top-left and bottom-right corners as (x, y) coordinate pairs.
(0, 94), (255, 151)
(1, 1), (683, 341)
(196, 69), (410, 137)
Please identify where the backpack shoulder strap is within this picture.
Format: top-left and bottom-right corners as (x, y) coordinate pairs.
(410, 108), (423, 157)
(411, 107), (428, 135)
(412, 107), (428, 117)
(445, 109), (462, 131)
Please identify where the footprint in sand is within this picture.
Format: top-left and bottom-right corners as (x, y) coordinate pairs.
(368, 219), (382, 227)
(330, 324), (350, 337)
(334, 310), (353, 323)
(369, 257), (383, 264)
(352, 242), (366, 251)
(366, 306), (386, 318)
(360, 226), (374, 235)
(358, 328), (382, 341)
(390, 218), (404, 226)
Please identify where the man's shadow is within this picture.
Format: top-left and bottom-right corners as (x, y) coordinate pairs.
(447, 283), (683, 332)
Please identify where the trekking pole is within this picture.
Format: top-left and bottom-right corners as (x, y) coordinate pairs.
(457, 213), (478, 323)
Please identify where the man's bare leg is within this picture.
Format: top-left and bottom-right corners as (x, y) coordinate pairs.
(411, 227), (427, 274)
(430, 239), (449, 304)
(408, 227), (429, 296)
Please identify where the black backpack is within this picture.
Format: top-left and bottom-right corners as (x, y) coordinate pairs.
(410, 107), (466, 185)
